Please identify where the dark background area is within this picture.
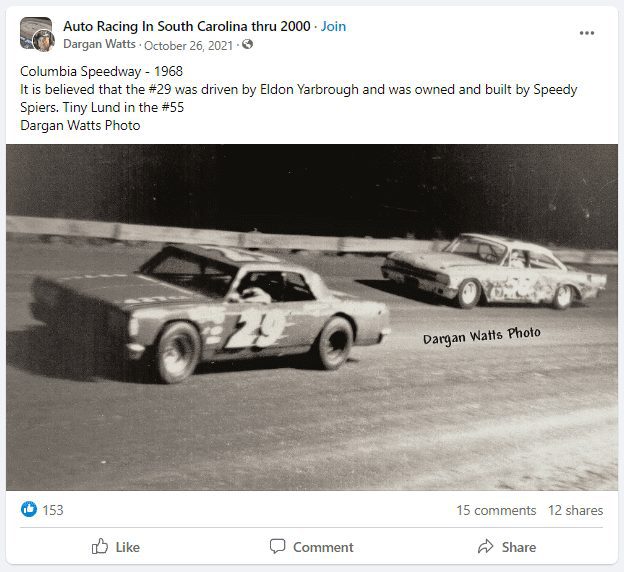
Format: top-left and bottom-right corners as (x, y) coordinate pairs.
(6, 144), (617, 248)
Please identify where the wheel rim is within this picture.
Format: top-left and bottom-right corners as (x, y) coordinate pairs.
(557, 286), (571, 306)
(462, 282), (478, 305)
(325, 330), (348, 364)
(162, 335), (192, 376)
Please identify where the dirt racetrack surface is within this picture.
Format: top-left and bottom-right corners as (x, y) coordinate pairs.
(6, 242), (618, 490)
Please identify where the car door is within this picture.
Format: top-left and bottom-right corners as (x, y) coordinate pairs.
(503, 249), (543, 301)
(214, 270), (322, 358)
(526, 250), (564, 303)
(276, 271), (326, 349)
(480, 249), (534, 302)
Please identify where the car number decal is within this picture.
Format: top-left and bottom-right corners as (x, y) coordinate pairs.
(225, 308), (287, 349)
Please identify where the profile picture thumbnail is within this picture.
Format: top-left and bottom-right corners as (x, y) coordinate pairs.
(20, 17), (54, 51)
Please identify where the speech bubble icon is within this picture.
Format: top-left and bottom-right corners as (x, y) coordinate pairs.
(270, 538), (286, 554)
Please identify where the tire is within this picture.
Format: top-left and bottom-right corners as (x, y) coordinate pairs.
(312, 317), (354, 370)
(456, 279), (481, 309)
(553, 285), (573, 310)
(155, 322), (201, 384)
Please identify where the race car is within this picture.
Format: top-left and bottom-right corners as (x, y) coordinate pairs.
(31, 245), (391, 383)
(381, 233), (607, 310)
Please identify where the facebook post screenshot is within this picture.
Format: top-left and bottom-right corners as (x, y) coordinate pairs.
(2, 2), (620, 569)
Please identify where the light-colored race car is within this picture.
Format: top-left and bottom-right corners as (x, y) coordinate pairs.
(31, 245), (390, 383)
(381, 233), (607, 310)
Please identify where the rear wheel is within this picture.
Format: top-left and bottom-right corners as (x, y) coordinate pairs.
(553, 285), (573, 310)
(456, 279), (481, 309)
(311, 317), (354, 370)
(155, 322), (201, 384)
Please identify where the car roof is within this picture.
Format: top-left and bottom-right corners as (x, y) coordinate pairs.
(459, 233), (556, 256)
(166, 244), (311, 273)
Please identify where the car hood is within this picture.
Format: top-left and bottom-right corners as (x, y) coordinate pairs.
(41, 272), (210, 310)
(388, 251), (490, 273)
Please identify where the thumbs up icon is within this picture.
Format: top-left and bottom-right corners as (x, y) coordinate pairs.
(91, 538), (108, 555)
(20, 501), (37, 517)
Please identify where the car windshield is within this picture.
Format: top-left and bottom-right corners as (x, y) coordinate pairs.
(140, 250), (237, 298)
(443, 236), (506, 264)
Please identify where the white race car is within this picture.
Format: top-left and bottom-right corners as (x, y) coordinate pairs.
(382, 233), (607, 309)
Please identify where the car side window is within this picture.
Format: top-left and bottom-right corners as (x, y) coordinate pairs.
(151, 254), (202, 276)
(237, 271), (284, 302)
(529, 252), (560, 270)
(282, 272), (316, 302)
(509, 250), (529, 269)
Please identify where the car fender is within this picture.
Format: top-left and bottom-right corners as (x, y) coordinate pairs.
(131, 304), (227, 347)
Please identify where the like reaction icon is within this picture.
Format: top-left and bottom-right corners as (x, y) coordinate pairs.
(20, 501), (37, 517)
(92, 538), (109, 555)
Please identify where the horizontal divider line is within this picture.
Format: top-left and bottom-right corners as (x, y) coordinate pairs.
(21, 525), (605, 529)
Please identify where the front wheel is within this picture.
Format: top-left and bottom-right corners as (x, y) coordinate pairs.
(311, 317), (354, 370)
(553, 285), (573, 310)
(456, 279), (481, 309)
(155, 322), (201, 384)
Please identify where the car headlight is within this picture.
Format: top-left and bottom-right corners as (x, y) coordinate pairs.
(436, 273), (450, 285)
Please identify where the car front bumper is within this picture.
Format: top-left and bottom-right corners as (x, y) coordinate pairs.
(415, 278), (458, 299)
(381, 266), (457, 300)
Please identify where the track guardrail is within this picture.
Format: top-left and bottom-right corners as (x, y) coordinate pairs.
(6, 216), (617, 265)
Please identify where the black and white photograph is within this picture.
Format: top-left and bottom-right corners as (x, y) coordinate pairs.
(6, 144), (617, 491)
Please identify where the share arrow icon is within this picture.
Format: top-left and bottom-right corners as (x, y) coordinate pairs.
(478, 539), (494, 554)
